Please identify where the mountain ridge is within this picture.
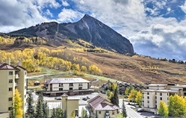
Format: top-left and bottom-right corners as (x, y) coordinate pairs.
(9, 14), (134, 55)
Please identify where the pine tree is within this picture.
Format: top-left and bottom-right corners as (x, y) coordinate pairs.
(35, 94), (44, 118)
(56, 108), (63, 118)
(110, 86), (119, 106)
(81, 108), (88, 118)
(13, 89), (23, 118)
(122, 100), (127, 117)
(26, 93), (35, 118)
(43, 102), (49, 118)
(51, 108), (56, 118)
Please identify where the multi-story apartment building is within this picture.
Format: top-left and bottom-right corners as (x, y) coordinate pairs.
(142, 84), (186, 114)
(43, 78), (93, 96)
(0, 62), (27, 117)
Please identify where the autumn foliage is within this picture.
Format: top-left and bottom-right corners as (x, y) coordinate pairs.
(0, 47), (102, 75)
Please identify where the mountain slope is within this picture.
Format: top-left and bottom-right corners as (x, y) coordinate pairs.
(9, 14), (134, 55)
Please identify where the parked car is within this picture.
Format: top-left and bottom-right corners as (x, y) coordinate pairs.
(82, 98), (87, 101)
(55, 97), (62, 100)
(137, 108), (144, 112)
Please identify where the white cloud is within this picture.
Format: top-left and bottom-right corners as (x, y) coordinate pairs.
(30, 0), (61, 9)
(61, 0), (69, 6)
(72, 0), (146, 37)
(130, 17), (186, 59)
(45, 9), (53, 17)
(58, 9), (83, 22)
(180, 1), (186, 13)
(71, 0), (186, 59)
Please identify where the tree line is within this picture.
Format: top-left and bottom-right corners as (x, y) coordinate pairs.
(0, 47), (102, 75)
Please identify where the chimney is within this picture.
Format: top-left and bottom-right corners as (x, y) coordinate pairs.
(18, 58), (22, 66)
(6, 58), (11, 65)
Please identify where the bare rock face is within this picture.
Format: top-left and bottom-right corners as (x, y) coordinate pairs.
(9, 14), (134, 55)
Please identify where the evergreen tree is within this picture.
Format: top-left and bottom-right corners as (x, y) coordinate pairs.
(110, 86), (119, 106)
(26, 93), (35, 118)
(81, 108), (88, 118)
(128, 85), (134, 94)
(122, 100), (127, 117)
(43, 102), (49, 118)
(125, 88), (129, 95)
(51, 108), (56, 118)
(56, 108), (63, 118)
(35, 94), (44, 118)
(63, 110), (66, 118)
(13, 89), (23, 118)
(95, 111), (98, 118)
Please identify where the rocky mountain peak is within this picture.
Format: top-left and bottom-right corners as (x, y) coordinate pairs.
(9, 14), (134, 55)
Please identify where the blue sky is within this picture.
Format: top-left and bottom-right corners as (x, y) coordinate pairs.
(0, 0), (186, 60)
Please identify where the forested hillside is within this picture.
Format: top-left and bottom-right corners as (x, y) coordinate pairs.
(1, 35), (186, 84)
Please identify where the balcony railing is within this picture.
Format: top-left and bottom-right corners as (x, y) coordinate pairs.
(15, 74), (19, 79)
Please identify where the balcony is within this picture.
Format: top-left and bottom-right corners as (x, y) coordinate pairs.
(15, 82), (17, 87)
(15, 74), (19, 79)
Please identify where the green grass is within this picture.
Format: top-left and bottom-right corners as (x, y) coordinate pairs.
(40, 67), (70, 75)
(84, 73), (121, 82)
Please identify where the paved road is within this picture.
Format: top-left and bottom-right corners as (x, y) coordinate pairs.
(119, 99), (143, 118)
(27, 74), (51, 79)
(125, 103), (143, 118)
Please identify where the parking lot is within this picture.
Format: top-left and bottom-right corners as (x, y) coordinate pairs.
(32, 91), (99, 105)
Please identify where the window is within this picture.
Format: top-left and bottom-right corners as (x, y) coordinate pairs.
(9, 71), (13, 75)
(147, 101), (149, 103)
(8, 107), (12, 110)
(99, 111), (101, 114)
(160, 97), (162, 100)
(112, 111), (115, 115)
(147, 96), (149, 99)
(9, 88), (12, 91)
(69, 88), (73, 90)
(79, 87), (82, 90)
(160, 93), (162, 96)
(147, 92), (149, 95)
(79, 83), (83, 86)
(8, 97), (12, 101)
(117, 109), (119, 114)
(59, 88), (63, 91)
(69, 83), (73, 86)
(9, 79), (13, 83)
(59, 83), (63, 87)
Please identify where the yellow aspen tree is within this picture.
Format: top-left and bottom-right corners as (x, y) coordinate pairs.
(135, 91), (142, 105)
(13, 89), (23, 118)
(158, 101), (168, 118)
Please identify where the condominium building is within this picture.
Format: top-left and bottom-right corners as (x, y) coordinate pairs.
(142, 84), (186, 114)
(0, 62), (27, 117)
(43, 78), (93, 96)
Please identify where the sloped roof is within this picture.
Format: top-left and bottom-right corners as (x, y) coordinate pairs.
(44, 78), (90, 84)
(88, 95), (119, 111)
(0, 63), (19, 70)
